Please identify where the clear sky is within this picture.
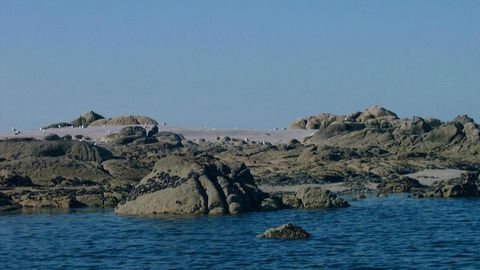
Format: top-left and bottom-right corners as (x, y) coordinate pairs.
(1, 1), (479, 132)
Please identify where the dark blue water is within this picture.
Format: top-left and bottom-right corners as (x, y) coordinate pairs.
(1, 195), (479, 269)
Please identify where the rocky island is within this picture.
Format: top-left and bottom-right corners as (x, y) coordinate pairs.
(1, 106), (479, 215)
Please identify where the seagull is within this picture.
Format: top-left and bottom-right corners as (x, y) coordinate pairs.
(162, 122), (167, 126)
(244, 137), (249, 142)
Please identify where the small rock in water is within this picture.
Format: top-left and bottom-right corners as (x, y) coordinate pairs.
(257, 223), (310, 240)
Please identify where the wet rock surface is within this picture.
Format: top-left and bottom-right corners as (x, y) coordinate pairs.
(257, 224), (310, 240)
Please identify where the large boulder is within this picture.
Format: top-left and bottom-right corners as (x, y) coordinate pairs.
(356, 105), (398, 123)
(89, 115), (158, 126)
(0, 139), (112, 163)
(0, 139), (113, 186)
(71, 111), (105, 127)
(257, 224), (310, 240)
(424, 122), (463, 145)
(315, 122), (365, 139)
(101, 126), (149, 145)
(115, 154), (274, 215)
(290, 186), (350, 209)
(393, 117), (432, 135)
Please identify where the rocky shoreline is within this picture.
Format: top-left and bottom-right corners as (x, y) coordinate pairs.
(1, 106), (479, 215)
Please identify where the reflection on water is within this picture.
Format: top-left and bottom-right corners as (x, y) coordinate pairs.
(1, 195), (479, 269)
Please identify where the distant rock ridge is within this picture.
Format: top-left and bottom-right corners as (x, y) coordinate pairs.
(289, 105), (480, 153)
(44, 111), (157, 129)
(89, 115), (158, 127)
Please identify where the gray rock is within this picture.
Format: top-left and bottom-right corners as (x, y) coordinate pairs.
(89, 115), (158, 126)
(71, 111), (105, 127)
(295, 186), (350, 208)
(115, 154), (271, 215)
(43, 134), (62, 141)
(257, 224), (310, 240)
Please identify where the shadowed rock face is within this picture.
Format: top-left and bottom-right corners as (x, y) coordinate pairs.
(0, 170), (33, 187)
(414, 172), (480, 198)
(0, 192), (19, 211)
(115, 154), (272, 215)
(378, 176), (427, 193)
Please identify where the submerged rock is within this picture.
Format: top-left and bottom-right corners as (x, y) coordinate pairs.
(257, 224), (310, 240)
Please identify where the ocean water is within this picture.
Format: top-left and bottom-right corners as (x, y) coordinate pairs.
(1, 195), (479, 269)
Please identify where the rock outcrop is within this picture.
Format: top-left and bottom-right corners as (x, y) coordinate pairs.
(281, 186), (350, 209)
(0, 192), (20, 211)
(71, 111), (105, 127)
(257, 224), (310, 240)
(378, 176), (426, 193)
(414, 172), (479, 198)
(115, 154), (275, 215)
(0, 170), (34, 187)
(89, 115), (158, 126)
(0, 138), (113, 185)
(102, 126), (148, 145)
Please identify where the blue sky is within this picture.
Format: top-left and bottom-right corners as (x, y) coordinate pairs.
(1, 1), (479, 131)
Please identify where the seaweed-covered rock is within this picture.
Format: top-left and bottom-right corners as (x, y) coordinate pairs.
(257, 224), (310, 240)
(378, 176), (426, 193)
(115, 154), (273, 215)
(415, 172), (479, 198)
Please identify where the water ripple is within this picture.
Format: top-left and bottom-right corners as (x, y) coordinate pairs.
(1, 195), (480, 269)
